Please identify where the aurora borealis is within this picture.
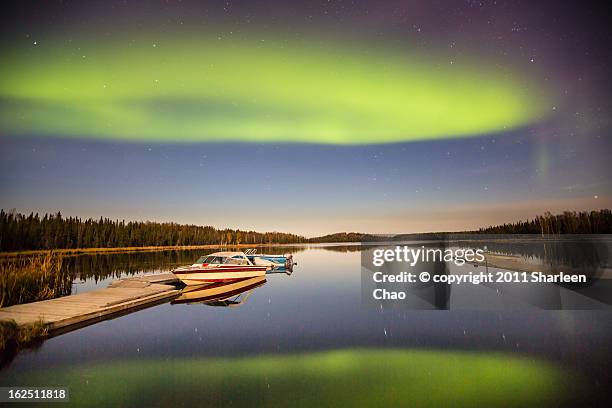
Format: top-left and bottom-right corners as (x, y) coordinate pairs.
(1, 35), (546, 144)
(4, 349), (571, 406)
(0, 0), (611, 235)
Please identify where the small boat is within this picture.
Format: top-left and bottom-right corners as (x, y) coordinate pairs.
(171, 276), (267, 306)
(172, 251), (267, 286)
(244, 249), (296, 271)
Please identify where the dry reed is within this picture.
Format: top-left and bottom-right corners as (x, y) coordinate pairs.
(0, 253), (72, 307)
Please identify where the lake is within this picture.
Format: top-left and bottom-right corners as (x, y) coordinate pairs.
(1, 244), (611, 406)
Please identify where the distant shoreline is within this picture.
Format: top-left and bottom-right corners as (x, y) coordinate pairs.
(0, 243), (317, 258)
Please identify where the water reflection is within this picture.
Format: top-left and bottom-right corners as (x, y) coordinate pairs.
(1, 349), (578, 407)
(172, 276), (267, 306)
(7, 239), (608, 293)
(64, 246), (305, 293)
(451, 235), (610, 284)
(1, 246), (611, 405)
(55, 244), (348, 289)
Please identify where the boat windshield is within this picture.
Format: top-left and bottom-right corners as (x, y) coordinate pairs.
(196, 256), (228, 264)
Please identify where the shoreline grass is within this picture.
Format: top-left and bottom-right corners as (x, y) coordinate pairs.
(0, 253), (72, 307)
(0, 243), (314, 259)
(0, 318), (48, 354)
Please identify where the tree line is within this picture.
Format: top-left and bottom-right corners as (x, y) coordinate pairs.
(308, 210), (612, 243)
(306, 232), (368, 243)
(0, 210), (306, 251)
(477, 210), (612, 235)
(1, 209), (610, 251)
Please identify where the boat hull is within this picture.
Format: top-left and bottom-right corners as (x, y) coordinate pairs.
(173, 265), (267, 285)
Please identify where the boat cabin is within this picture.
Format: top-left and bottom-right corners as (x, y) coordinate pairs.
(194, 251), (253, 266)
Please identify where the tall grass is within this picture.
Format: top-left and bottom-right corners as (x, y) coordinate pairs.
(0, 253), (72, 307)
(0, 318), (49, 366)
(0, 319), (48, 348)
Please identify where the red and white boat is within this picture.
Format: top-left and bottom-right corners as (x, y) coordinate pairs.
(172, 251), (267, 286)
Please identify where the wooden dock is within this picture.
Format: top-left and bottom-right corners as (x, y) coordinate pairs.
(0, 273), (181, 333)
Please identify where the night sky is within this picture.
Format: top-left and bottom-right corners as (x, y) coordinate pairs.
(1, 1), (611, 236)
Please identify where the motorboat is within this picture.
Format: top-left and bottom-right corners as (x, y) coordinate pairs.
(172, 251), (267, 286)
(244, 249), (296, 271)
(171, 276), (267, 306)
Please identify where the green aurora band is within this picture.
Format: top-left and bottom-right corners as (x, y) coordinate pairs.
(2, 349), (576, 406)
(0, 36), (549, 144)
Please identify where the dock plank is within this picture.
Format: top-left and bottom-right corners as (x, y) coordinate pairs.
(0, 274), (181, 332)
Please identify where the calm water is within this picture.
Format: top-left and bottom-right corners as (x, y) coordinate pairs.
(1, 244), (611, 406)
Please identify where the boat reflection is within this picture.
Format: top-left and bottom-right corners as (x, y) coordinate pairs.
(171, 276), (267, 307)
